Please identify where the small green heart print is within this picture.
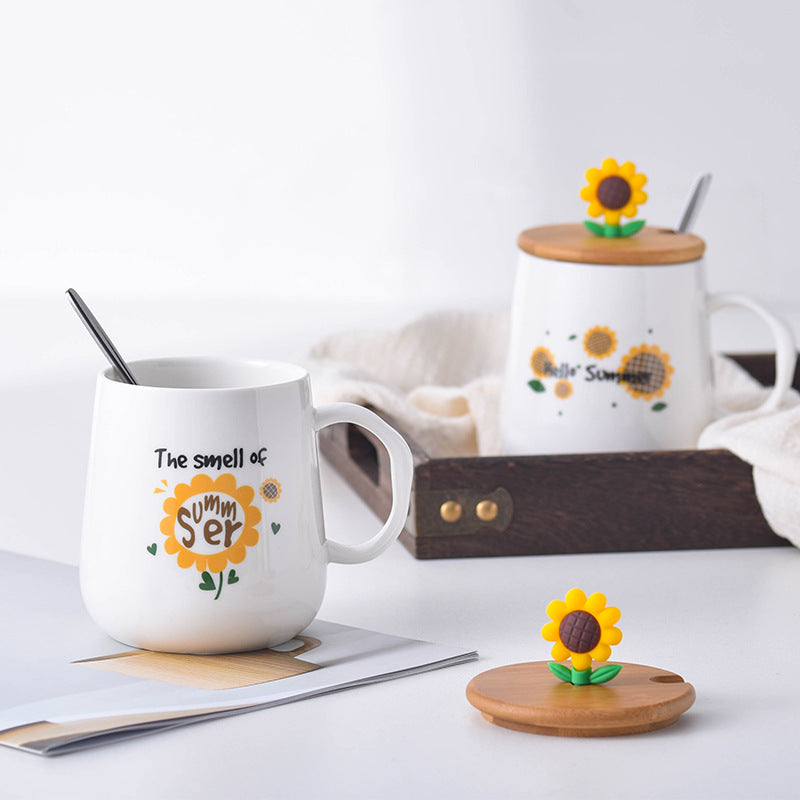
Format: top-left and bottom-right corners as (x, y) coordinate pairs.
(199, 571), (216, 591)
(271, 522), (281, 535)
(227, 570), (239, 584)
(146, 543), (157, 556)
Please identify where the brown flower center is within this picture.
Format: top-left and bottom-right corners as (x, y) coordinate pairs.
(586, 330), (612, 355)
(623, 351), (667, 394)
(596, 176), (632, 210)
(559, 610), (601, 653)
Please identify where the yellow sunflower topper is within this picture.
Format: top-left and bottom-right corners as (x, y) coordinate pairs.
(581, 158), (647, 239)
(542, 588), (623, 685)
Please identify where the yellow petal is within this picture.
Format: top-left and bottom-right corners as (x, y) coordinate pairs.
(177, 549), (196, 569)
(580, 185), (596, 201)
(572, 653), (592, 671)
(585, 167), (602, 183)
(598, 606), (621, 626)
(206, 553), (228, 573)
(590, 643), (611, 662)
(601, 157), (619, 174)
(191, 474), (214, 492)
(605, 210), (622, 225)
(633, 189), (647, 204)
(565, 588), (587, 611)
(587, 201), (603, 218)
(546, 599), (566, 621)
(601, 626), (622, 645)
(584, 592), (606, 614)
(622, 203), (638, 218)
(542, 621), (560, 641)
(551, 641), (569, 661)
(619, 161), (636, 177)
(630, 173), (647, 189)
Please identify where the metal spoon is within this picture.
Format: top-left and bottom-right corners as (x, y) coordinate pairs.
(676, 173), (712, 233)
(66, 288), (139, 385)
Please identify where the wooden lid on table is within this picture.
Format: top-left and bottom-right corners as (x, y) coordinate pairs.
(518, 224), (705, 266)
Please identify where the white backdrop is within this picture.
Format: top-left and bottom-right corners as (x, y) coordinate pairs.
(2, 1), (800, 565)
(2, 0), (800, 308)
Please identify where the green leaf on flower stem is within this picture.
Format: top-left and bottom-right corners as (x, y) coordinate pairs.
(198, 571), (216, 591)
(620, 219), (646, 237)
(528, 379), (545, 393)
(589, 664), (623, 684)
(583, 220), (605, 236)
(548, 662), (572, 683)
(651, 402), (667, 412)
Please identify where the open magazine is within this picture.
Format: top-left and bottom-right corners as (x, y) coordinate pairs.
(0, 552), (477, 756)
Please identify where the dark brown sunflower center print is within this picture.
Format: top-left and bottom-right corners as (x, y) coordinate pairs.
(625, 351), (666, 394)
(596, 176), (631, 210)
(559, 610), (601, 653)
(261, 481), (279, 500)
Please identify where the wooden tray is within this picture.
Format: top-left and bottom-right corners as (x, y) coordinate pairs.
(318, 354), (797, 559)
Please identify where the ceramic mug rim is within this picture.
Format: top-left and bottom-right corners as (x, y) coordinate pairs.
(101, 356), (309, 393)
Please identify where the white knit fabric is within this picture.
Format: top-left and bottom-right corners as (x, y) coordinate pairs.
(307, 310), (800, 546)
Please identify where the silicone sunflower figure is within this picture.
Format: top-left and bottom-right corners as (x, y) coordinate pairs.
(542, 587), (623, 685)
(581, 158), (647, 238)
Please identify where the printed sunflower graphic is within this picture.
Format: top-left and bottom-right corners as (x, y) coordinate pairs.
(542, 587), (623, 685)
(581, 158), (648, 238)
(530, 346), (555, 378)
(260, 478), (282, 503)
(554, 379), (573, 399)
(618, 344), (673, 401)
(583, 325), (618, 359)
(160, 473), (261, 598)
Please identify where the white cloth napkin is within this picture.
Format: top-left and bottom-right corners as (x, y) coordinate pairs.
(306, 310), (800, 547)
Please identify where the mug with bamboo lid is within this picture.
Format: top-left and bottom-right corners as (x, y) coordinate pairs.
(500, 164), (796, 456)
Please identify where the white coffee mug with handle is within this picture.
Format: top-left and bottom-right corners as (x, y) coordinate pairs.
(500, 225), (796, 455)
(80, 357), (414, 654)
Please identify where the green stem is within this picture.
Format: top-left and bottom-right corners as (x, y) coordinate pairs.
(603, 224), (622, 238)
(570, 666), (592, 685)
(213, 572), (224, 601)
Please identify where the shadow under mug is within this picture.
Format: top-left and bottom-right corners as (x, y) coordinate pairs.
(79, 357), (413, 654)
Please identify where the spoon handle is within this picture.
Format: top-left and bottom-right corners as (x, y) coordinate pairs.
(66, 289), (139, 385)
(676, 173), (712, 234)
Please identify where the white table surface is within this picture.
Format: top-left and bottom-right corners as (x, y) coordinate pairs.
(1, 296), (800, 799)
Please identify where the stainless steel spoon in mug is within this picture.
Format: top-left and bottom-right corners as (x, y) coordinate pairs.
(66, 288), (139, 385)
(676, 173), (712, 234)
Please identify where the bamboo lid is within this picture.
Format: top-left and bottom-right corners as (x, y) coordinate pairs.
(518, 224), (705, 266)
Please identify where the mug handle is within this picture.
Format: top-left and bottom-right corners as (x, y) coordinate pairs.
(707, 292), (797, 413)
(314, 402), (414, 564)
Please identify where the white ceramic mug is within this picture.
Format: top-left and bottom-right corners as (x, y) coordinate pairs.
(80, 357), (413, 654)
(501, 245), (796, 455)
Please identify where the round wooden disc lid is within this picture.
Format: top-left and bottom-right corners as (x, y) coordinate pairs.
(518, 224), (705, 266)
(466, 661), (695, 737)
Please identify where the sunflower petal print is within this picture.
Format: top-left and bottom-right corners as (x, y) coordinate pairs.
(581, 158), (647, 237)
(530, 346), (556, 378)
(618, 344), (674, 401)
(160, 473), (262, 597)
(542, 588), (623, 685)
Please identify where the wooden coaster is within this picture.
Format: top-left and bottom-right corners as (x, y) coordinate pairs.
(466, 662), (695, 737)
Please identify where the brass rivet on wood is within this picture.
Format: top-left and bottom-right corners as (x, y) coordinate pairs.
(440, 501), (462, 523)
(475, 500), (499, 522)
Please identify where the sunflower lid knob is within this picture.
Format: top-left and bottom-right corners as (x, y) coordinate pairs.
(542, 587), (623, 685)
(581, 158), (648, 238)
